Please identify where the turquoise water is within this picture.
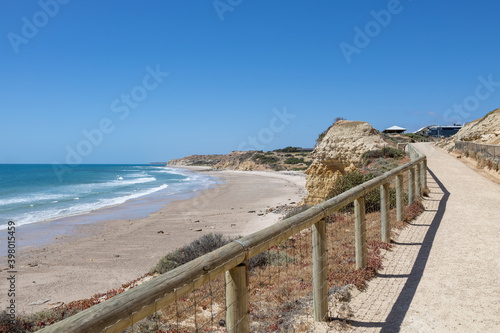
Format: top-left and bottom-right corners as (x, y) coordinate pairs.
(0, 164), (216, 230)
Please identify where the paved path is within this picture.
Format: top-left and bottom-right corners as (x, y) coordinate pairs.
(349, 143), (500, 332)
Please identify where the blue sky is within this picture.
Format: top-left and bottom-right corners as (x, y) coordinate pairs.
(1, 0), (500, 164)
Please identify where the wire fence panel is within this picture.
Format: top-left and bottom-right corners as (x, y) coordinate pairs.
(123, 269), (228, 332)
(454, 141), (500, 164)
(249, 229), (314, 332)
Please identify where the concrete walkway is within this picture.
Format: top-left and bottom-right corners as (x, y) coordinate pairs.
(349, 143), (500, 332)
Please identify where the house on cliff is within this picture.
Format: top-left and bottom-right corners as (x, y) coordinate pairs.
(382, 125), (406, 134)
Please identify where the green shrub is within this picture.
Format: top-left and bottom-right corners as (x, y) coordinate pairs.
(284, 157), (305, 164)
(404, 133), (428, 141)
(362, 147), (405, 165)
(368, 158), (400, 176)
(252, 154), (279, 164)
(327, 171), (397, 212)
(150, 233), (231, 274)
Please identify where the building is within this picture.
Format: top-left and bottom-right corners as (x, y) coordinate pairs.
(382, 125), (407, 134)
(427, 125), (462, 138)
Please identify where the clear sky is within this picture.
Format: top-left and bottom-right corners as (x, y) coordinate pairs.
(1, 0), (500, 164)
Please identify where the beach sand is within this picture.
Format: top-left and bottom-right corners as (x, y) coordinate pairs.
(1, 168), (307, 315)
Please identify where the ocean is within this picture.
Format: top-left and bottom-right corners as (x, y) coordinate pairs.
(0, 164), (217, 231)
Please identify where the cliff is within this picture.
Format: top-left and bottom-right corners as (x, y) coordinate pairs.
(305, 120), (388, 204)
(167, 148), (313, 171)
(452, 108), (500, 144)
(167, 154), (227, 167)
(440, 108), (500, 149)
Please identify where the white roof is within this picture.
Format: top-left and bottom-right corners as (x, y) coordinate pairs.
(385, 125), (407, 131)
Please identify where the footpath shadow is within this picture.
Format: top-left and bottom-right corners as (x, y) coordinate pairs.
(350, 168), (450, 331)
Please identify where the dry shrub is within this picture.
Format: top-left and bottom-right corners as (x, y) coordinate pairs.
(151, 233), (231, 274)
(404, 200), (425, 223)
(486, 158), (494, 170)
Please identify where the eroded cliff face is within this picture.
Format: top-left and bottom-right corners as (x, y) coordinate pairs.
(453, 108), (500, 144)
(212, 152), (270, 171)
(439, 108), (500, 150)
(305, 120), (387, 204)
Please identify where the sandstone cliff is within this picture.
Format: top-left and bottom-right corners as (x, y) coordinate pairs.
(167, 149), (313, 171)
(452, 108), (500, 144)
(305, 120), (388, 204)
(440, 108), (500, 149)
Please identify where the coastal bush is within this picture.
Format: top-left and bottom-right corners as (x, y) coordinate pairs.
(404, 133), (428, 142)
(251, 154), (279, 165)
(150, 233), (231, 274)
(327, 171), (397, 212)
(362, 147), (405, 166)
(404, 200), (425, 223)
(284, 157), (305, 164)
(367, 158), (400, 176)
(0, 311), (27, 333)
(269, 163), (284, 171)
(249, 249), (296, 269)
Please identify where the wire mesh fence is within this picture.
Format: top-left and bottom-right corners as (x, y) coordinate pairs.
(455, 141), (500, 163)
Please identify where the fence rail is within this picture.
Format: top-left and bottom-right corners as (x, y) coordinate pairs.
(38, 144), (427, 333)
(454, 141), (500, 162)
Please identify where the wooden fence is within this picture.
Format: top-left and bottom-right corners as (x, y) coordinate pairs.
(38, 144), (427, 333)
(454, 141), (500, 162)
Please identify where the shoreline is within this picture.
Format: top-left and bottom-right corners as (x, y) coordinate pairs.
(2, 168), (307, 315)
(1, 166), (220, 253)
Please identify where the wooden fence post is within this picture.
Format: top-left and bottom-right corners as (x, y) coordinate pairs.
(380, 183), (391, 243)
(421, 160), (427, 190)
(312, 218), (328, 322)
(354, 197), (367, 268)
(408, 167), (415, 204)
(396, 174), (404, 222)
(226, 264), (249, 333)
(415, 164), (421, 197)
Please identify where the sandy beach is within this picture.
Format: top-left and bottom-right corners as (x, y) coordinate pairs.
(1, 168), (307, 315)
